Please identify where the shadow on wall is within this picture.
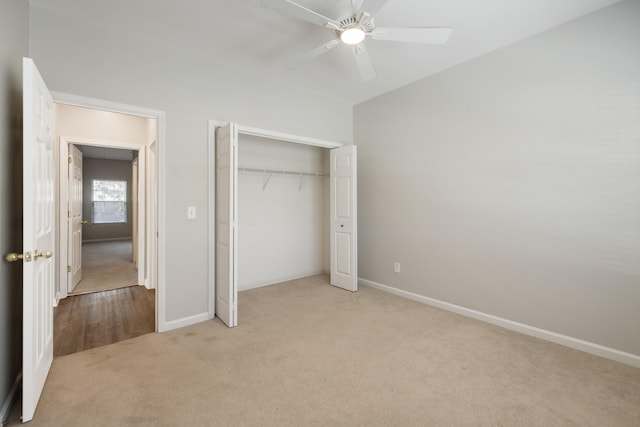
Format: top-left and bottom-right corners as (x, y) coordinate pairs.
(10, 77), (23, 371)
(2, 71), (24, 403)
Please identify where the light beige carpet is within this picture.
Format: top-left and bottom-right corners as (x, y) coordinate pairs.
(70, 241), (138, 295)
(29, 275), (640, 426)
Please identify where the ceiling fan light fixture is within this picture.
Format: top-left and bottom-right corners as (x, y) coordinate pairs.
(340, 27), (365, 45)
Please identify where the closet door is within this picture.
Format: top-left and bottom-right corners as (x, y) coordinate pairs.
(330, 145), (358, 292)
(215, 123), (238, 327)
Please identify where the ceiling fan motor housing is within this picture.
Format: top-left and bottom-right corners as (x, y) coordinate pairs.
(334, 15), (375, 42)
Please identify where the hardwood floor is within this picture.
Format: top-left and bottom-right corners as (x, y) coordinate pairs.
(54, 285), (155, 357)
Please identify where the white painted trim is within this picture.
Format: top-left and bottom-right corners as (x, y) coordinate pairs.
(51, 92), (161, 119)
(82, 237), (132, 243)
(160, 312), (213, 332)
(136, 147), (146, 287)
(145, 141), (158, 291)
(240, 271), (327, 292)
(1, 373), (21, 423)
(58, 136), (148, 150)
(156, 111), (167, 333)
(237, 124), (343, 149)
(359, 278), (640, 368)
(52, 92), (166, 333)
(207, 120), (218, 321)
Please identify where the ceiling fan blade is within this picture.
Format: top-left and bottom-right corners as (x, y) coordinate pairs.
(287, 39), (340, 69)
(261, 0), (340, 29)
(352, 43), (376, 81)
(370, 27), (452, 44)
(357, 0), (389, 17)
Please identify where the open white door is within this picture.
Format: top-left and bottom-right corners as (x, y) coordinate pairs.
(215, 123), (238, 327)
(22, 57), (55, 422)
(68, 144), (83, 292)
(330, 145), (358, 292)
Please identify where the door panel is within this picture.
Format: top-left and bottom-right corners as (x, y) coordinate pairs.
(68, 144), (83, 291)
(215, 123), (238, 327)
(22, 57), (55, 422)
(330, 145), (358, 292)
(335, 232), (351, 275)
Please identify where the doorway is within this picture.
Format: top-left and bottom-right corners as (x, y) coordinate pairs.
(210, 121), (358, 328)
(53, 101), (161, 355)
(68, 145), (139, 296)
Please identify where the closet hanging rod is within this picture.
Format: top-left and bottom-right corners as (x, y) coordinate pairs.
(238, 167), (327, 177)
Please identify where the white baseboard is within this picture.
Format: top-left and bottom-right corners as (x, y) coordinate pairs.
(83, 237), (132, 243)
(159, 312), (212, 333)
(239, 270), (327, 292)
(1, 373), (21, 423)
(359, 278), (640, 368)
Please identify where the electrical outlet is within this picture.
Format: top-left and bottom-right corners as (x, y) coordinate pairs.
(394, 262), (401, 273)
(187, 206), (196, 219)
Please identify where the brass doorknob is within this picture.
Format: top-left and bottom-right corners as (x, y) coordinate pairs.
(81, 220), (88, 225)
(33, 250), (53, 260)
(5, 252), (32, 262)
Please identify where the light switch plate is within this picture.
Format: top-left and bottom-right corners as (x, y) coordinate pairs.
(187, 206), (196, 219)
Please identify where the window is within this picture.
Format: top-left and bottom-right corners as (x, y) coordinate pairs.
(92, 180), (127, 224)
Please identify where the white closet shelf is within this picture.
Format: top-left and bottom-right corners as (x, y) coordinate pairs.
(238, 167), (326, 191)
(238, 167), (327, 177)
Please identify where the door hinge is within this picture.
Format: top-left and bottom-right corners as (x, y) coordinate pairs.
(67, 265), (71, 272)
(68, 211), (72, 218)
(68, 156), (72, 164)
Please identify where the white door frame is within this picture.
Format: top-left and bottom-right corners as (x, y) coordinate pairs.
(58, 137), (147, 296)
(52, 91), (168, 332)
(207, 119), (344, 322)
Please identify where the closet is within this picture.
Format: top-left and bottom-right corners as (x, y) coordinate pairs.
(214, 123), (357, 327)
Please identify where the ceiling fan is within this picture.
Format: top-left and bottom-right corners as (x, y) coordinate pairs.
(261, 0), (452, 81)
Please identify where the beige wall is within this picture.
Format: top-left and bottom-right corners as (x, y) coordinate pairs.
(0, 0), (29, 417)
(55, 103), (152, 144)
(354, 0), (640, 356)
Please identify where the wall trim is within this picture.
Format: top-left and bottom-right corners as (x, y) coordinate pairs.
(1, 373), (21, 423)
(240, 270), (327, 292)
(159, 312), (213, 333)
(359, 278), (640, 368)
(83, 237), (133, 243)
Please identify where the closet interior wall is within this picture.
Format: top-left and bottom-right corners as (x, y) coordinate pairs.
(238, 134), (330, 291)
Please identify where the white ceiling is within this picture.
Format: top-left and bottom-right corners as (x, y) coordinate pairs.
(29, 0), (622, 105)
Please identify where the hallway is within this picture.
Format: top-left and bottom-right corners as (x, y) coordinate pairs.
(54, 286), (155, 357)
(70, 240), (138, 295)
